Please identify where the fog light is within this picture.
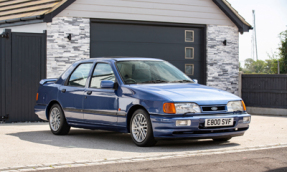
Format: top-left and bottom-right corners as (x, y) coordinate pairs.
(243, 117), (251, 123)
(176, 120), (191, 126)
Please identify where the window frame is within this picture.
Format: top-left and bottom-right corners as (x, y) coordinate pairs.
(185, 64), (194, 76)
(88, 62), (117, 89)
(64, 62), (94, 87)
(185, 30), (194, 42)
(185, 47), (194, 59)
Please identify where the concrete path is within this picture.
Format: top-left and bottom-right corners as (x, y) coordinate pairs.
(0, 115), (286, 170)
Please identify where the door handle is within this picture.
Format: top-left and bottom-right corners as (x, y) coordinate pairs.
(61, 89), (66, 93)
(87, 91), (92, 95)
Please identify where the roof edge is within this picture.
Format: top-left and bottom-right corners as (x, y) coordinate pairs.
(213, 0), (253, 34)
(0, 0), (75, 27)
(43, 0), (76, 22)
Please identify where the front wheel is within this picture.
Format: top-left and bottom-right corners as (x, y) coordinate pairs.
(49, 104), (70, 135)
(130, 109), (157, 147)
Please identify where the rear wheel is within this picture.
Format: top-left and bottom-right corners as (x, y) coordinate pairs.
(49, 104), (70, 135)
(213, 137), (232, 142)
(130, 109), (157, 147)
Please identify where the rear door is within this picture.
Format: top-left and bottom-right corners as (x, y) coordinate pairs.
(59, 63), (93, 122)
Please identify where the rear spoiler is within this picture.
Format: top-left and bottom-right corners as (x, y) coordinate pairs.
(39, 78), (57, 85)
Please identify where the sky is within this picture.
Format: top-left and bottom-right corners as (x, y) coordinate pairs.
(227, 0), (287, 65)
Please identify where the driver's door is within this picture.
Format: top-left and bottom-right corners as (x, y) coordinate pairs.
(83, 62), (118, 126)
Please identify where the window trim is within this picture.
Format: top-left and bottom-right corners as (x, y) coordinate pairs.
(185, 64), (194, 76)
(64, 62), (93, 87)
(185, 30), (194, 42)
(88, 62), (116, 89)
(185, 47), (194, 59)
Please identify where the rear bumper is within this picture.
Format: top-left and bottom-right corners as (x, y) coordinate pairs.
(34, 104), (48, 121)
(150, 113), (251, 139)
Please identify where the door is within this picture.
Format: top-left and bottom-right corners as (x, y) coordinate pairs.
(59, 63), (93, 122)
(0, 30), (46, 122)
(83, 62), (118, 126)
(90, 21), (206, 84)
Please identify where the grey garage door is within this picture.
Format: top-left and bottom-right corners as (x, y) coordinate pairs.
(90, 20), (206, 84)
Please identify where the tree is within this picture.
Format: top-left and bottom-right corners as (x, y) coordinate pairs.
(278, 30), (287, 74)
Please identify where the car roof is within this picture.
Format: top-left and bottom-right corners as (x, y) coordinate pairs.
(76, 57), (164, 63)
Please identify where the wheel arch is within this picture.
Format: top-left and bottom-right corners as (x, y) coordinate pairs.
(46, 100), (64, 120)
(126, 104), (149, 133)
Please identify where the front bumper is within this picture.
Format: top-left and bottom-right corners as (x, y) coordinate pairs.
(150, 113), (251, 139)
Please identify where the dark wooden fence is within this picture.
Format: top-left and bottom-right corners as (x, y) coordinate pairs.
(242, 74), (287, 109)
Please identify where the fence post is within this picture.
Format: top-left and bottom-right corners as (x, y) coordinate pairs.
(238, 71), (243, 97)
(277, 60), (280, 74)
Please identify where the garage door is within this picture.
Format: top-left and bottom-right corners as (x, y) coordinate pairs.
(90, 20), (206, 84)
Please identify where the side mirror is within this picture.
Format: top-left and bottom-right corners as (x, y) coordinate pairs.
(100, 80), (115, 89)
(193, 79), (198, 84)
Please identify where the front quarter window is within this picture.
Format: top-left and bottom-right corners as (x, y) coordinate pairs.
(116, 61), (193, 84)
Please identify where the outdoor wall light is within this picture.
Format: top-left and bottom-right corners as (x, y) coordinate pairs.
(223, 39), (227, 46)
(0, 32), (9, 39)
(66, 34), (71, 41)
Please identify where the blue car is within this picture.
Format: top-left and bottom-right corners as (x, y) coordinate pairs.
(35, 57), (251, 147)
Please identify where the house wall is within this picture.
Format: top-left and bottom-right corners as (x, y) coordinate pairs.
(206, 25), (239, 95)
(46, 17), (90, 78)
(46, 17), (240, 95)
(57, 0), (235, 26)
(0, 23), (47, 33)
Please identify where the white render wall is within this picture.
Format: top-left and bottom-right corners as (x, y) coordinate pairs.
(0, 23), (47, 33)
(57, 0), (235, 26)
(46, 17), (90, 78)
(206, 25), (239, 95)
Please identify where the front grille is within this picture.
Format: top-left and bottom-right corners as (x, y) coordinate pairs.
(172, 128), (248, 135)
(202, 106), (225, 112)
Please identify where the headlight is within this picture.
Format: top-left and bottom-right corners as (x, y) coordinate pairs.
(163, 103), (201, 114)
(227, 101), (246, 112)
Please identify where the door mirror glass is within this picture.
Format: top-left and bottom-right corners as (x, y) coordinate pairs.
(100, 80), (115, 89)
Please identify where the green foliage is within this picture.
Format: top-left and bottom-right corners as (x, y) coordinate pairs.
(278, 30), (287, 74)
(241, 58), (278, 74)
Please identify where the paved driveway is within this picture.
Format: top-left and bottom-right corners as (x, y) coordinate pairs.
(0, 115), (286, 169)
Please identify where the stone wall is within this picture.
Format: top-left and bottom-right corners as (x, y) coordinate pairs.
(46, 17), (90, 78)
(206, 25), (239, 95)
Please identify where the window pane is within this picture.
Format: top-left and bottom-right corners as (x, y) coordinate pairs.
(68, 63), (93, 87)
(90, 63), (115, 88)
(185, 64), (194, 75)
(185, 30), (194, 42)
(185, 47), (194, 59)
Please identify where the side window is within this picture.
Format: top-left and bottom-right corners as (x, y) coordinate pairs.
(68, 63), (93, 87)
(90, 63), (115, 88)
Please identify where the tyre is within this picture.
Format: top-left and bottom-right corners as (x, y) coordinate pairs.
(130, 109), (157, 147)
(213, 137), (232, 142)
(49, 104), (70, 135)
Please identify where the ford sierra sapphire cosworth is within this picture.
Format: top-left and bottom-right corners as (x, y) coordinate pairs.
(35, 57), (251, 147)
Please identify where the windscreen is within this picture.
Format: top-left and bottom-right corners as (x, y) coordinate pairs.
(116, 61), (193, 84)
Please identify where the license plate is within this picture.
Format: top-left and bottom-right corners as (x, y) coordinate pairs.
(205, 118), (234, 127)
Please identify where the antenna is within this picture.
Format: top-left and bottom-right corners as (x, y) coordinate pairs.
(252, 10), (258, 61)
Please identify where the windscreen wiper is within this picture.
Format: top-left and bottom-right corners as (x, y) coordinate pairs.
(169, 80), (193, 83)
(139, 80), (168, 84)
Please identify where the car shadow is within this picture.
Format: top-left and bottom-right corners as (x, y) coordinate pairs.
(7, 128), (240, 153)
